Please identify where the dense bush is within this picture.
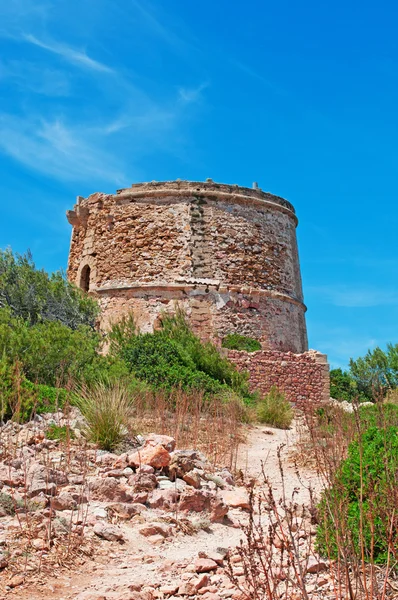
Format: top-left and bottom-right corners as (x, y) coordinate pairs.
(256, 385), (293, 429)
(0, 307), (101, 386)
(349, 343), (398, 400)
(330, 368), (368, 402)
(317, 425), (398, 563)
(121, 331), (227, 395)
(222, 333), (261, 352)
(117, 310), (254, 402)
(0, 249), (98, 328)
(0, 358), (69, 422)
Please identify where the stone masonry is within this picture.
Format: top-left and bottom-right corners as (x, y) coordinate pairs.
(66, 179), (329, 404)
(67, 180), (308, 353)
(227, 349), (330, 407)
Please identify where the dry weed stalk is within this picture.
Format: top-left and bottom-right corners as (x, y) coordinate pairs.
(226, 447), (317, 600)
(0, 373), (93, 585)
(133, 388), (243, 470)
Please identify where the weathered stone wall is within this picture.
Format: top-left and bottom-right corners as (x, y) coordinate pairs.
(67, 180), (308, 353)
(227, 350), (330, 406)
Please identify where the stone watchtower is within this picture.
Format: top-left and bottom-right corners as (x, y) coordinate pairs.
(66, 180), (308, 353)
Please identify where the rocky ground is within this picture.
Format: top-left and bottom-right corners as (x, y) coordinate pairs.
(0, 409), (342, 600)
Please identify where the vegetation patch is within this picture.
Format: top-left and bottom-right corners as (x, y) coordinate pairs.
(74, 382), (135, 451)
(45, 424), (74, 441)
(256, 385), (293, 429)
(222, 333), (262, 353)
(117, 310), (256, 404)
(317, 425), (398, 564)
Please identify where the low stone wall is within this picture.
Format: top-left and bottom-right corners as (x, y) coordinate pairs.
(227, 349), (330, 407)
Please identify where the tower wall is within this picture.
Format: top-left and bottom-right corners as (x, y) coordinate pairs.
(67, 180), (308, 353)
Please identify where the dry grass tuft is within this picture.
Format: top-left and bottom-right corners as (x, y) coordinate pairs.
(74, 381), (135, 451)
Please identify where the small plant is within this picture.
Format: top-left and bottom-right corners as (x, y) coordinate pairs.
(73, 381), (134, 451)
(256, 386), (293, 429)
(0, 493), (15, 516)
(222, 333), (262, 352)
(45, 424), (74, 441)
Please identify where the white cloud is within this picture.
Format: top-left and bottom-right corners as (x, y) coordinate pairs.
(0, 114), (126, 184)
(23, 34), (114, 74)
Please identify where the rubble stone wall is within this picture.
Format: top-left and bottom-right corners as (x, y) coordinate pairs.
(67, 180), (308, 353)
(227, 349), (330, 406)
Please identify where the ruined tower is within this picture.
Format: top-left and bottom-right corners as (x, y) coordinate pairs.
(67, 180), (308, 353)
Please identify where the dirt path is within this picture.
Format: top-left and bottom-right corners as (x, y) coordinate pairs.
(236, 422), (321, 503)
(7, 422), (321, 600)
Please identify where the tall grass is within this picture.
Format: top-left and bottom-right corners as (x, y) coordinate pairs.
(73, 381), (135, 451)
(257, 386), (293, 429)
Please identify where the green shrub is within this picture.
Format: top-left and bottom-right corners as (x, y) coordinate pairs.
(317, 426), (398, 563)
(0, 248), (98, 328)
(0, 493), (15, 515)
(256, 386), (293, 429)
(45, 424), (74, 441)
(0, 308), (102, 386)
(330, 367), (368, 402)
(73, 382), (134, 451)
(0, 358), (68, 422)
(222, 333), (261, 352)
(121, 332), (225, 395)
(116, 309), (255, 403)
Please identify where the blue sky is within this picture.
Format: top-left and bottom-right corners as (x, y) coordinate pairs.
(0, 0), (397, 368)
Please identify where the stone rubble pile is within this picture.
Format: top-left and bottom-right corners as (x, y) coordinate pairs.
(0, 410), (341, 599)
(0, 409), (250, 596)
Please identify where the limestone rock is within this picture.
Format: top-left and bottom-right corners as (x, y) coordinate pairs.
(89, 477), (132, 502)
(127, 444), (171, 469)
(138, 523), (172, 538)
(93, 522), (125, 542)
(144, 433), (176, 452)
(194, 558), (218, 573)
(219, 489), (250, 510)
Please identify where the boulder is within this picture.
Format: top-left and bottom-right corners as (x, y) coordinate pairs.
(138, 522), (172, 538)
(144, 433), (176, 452)
(128, 472), (157, 493)
(51, 492), (77, 511)
(107, 502), (146, 519)
(183, 470), (201, 488)
(95, 452), (118, 466)
(219, 489), (250, 510)
(305, 557), (329, 574)
(147, 488), (178, 509)
(178, 489), (228, 523)
(89, 477), (132, 502)
(27, 465), (57, 498)
(194, 558), (218, 573)
(127, 445), (171, 469)
(169, 450), (208, 479)
(93, 522), (125, 542)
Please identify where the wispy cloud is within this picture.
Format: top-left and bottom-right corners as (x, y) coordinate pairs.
(233, 60), (285, 94)
(128, 0), (193, 54)
(178, 82), (208, 105)
(0, 59), (70, 96)
(23, 34), (115, 73)
(308, 285), (398, 307)
(0, 114), (126, 184)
